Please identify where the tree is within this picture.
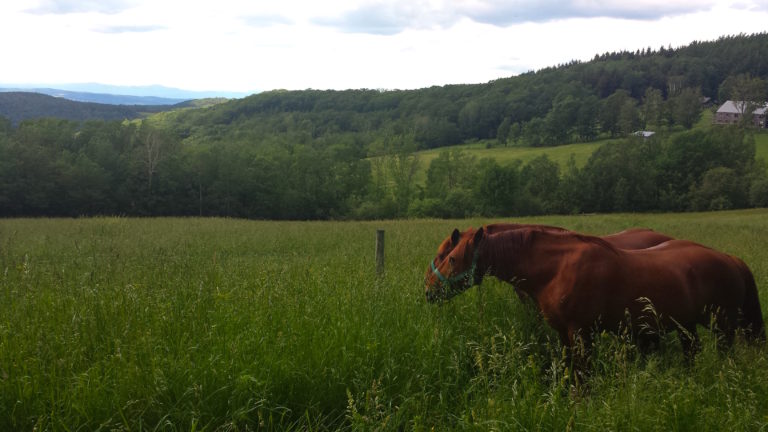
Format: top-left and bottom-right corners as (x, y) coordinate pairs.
(367, 132), (420, 218)
(474, 159), (521, 216)
(640, 87), (664, 129)
(519, 155), (561, 214)
(689, 167), (748, 211)
(657, 128), (754, 210)
(457, 94), (504, 140)
(544, 95), (580, 145)
(667, 87), (702, 129)
(413, 116), (461, 148)
(134, 122), (177, 196)
(496, 117), (512, 146)
(554, 155), (585, 214)
(425, 150), (476, 199)
(508, 122), (523, 146)
(521, 117), (546, 147)
(749, 177), (768, 208)
(575, 95), (599, 141)
(600, 90), (634, 137)
(580, 138), (661, 212)
(387, 149), (420, 217)
(618, 98), (640, 136)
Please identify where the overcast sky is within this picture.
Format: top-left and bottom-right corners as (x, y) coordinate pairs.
(1, 0), (767, 94)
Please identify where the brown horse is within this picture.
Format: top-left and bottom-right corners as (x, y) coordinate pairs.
(425, 226), (765, 360)
(427, 224), (673, 284)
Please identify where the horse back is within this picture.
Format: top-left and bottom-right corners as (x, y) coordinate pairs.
(602, 228), (674, 249)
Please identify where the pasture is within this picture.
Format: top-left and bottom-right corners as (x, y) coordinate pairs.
(2, 211), (768, 430)
(413, 126), (768, 186)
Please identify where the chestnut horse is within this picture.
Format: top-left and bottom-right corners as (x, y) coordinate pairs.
(425, 226), (765, 360)
(427, 224), (673, 283)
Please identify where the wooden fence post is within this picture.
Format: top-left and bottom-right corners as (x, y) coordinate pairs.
(375, 229), (385, 275)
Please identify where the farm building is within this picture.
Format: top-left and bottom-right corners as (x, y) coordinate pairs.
(633, 130), (656, 138)
(714, 100), (768, 128)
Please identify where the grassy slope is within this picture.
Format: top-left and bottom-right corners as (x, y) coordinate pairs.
(413, 140), (603, 183)
(412, 109), (768, 184)
(2, 212), (768, 430)
(755, 132), (768, 168)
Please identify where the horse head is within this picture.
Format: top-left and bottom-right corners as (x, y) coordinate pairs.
(425, 227), (485, 303)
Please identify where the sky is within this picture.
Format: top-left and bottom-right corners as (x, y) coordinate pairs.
(1, 0), (767, 95)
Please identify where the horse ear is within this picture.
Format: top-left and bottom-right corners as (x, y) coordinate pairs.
(473, 227), (485, 245)
(451, 228), (460, 246)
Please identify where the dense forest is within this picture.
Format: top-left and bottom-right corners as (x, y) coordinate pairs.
(1, 33), (768, 219)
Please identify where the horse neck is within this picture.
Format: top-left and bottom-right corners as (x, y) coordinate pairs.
(478, 230), (571, 297)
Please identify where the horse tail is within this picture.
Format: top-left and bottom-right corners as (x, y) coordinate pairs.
(737, 259), (765, 342)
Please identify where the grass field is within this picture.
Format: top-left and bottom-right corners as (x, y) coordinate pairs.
(415, 140), (604, 170)
(2, 211), (768, 430)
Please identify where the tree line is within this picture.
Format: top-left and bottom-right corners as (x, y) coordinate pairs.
(0, 116), (766, 219)
(413, 128), (768, 218)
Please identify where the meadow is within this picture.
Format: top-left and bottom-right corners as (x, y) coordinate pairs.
(412, 115), (768, 186)
(2, 211), (768, 430)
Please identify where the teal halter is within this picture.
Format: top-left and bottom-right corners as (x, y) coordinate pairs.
(429, 248), (480, 293)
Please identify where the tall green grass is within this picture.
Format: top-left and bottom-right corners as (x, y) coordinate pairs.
(1, 211), (768, 430)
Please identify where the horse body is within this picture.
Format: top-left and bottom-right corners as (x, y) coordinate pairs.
(427, 224), (672, 284)
(426, 227), (764, 358)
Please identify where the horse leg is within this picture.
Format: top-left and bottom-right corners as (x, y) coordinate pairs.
(678, 325), (700, 364)
(718, 327), (736, 353)
(711, 308), (737, 352)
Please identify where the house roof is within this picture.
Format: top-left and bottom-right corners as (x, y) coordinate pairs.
(717, 100), (768, 115)
(633, 130), (655, 138)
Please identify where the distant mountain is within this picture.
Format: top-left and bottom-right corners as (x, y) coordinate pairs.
(0, 92), (180, 124)
(0, 83), (251, 104)
(0, 87), (189, 105)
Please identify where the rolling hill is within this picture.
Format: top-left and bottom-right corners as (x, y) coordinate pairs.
(0, 87), (189, 105)
(0, 91), (184, 124)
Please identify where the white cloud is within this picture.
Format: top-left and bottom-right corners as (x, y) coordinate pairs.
(26, 0), (138, 14)
(308, 0), (718, 35)
(0, 0), (766, 92)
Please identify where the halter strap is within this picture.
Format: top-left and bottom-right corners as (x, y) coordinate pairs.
(430, 248), (480, 288)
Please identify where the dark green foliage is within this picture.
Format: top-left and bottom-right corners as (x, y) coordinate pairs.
(690, 167), (748, 210)
(0, 118), (764, 218)
(656, 128), (756, 210)
(580, 138), (662, 212)
(474, 158), (522, 216)
(519, 154), (561, 215)
(750, 177), (768, 207)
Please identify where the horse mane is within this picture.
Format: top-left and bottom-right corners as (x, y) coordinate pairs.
(483, 228), (527, 255)
(486, 223), (569, 234)
(485, 226), (620, 255)
(569, 232), (620, 254)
